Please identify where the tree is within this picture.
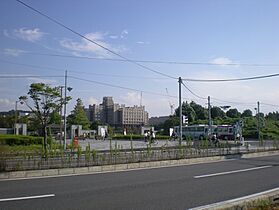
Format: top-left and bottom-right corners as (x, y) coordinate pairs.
(226, 108), (241, 118)
(175, 101), (196, 122)
(241, 109), (253, 118)
(20, 83), (69, 152)
(211, 106), (226, 119)
(162, 116), (179, 135)
(67, 98), (90, 130)
(90, 120), (101, 130)
(190, 101), (207, 120)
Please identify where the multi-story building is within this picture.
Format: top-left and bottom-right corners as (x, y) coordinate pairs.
(118, 106), (148, 126)
(86, 97), (149, 131)
(85, 104), (104, 123)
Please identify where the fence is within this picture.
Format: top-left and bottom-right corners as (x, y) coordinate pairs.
(1, 142), (278, 172)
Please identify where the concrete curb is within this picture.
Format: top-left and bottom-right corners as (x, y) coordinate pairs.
(1, 150), (279, 181)
(191, 187), (279, 210)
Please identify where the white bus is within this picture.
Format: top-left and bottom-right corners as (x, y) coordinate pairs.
(174, 124), (217, 140)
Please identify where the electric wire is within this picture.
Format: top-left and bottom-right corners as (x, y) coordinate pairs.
(261, 103), (279, 107)
(0, 75), (64, 78)
(182, 73), (279, 82)
(16, 0), (176, 80)
(69, 76), (177, 98)
(181, 81), (207, 100)
(6, 51), (279, 67)
(0, 59), (169, 80)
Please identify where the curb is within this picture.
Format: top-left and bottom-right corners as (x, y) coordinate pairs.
(190, 187), (279, 210)
(0, 150), (278, 181)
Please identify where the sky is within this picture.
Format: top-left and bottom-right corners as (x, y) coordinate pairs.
(0, 0), (279, 117)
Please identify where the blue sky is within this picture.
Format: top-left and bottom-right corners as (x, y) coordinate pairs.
(1, 0), (279, 116)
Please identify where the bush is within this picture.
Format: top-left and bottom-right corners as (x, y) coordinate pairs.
(0, 134), (43, 146)
(112, 134), (170, 140)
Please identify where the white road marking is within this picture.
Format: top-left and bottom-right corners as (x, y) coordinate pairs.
(189, 187), (279, 210)
(0, 194), (55, 202)
(194, 165), (272, 179)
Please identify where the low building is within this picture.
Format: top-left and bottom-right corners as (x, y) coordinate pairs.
(149, 116), (170, 126)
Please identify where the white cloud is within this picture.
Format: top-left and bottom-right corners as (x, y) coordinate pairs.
(60, 32), (124, 57)
(210, 57), (234, 66)
(136, 41), (150, 45)
(0, 98), (14, 106)
(120, 92), (141, 106)
(87, 97), (99, 105)
(120, 29), (128, 39)
(27, 77), (58, 85)
(109, 35), (118, 39)
(3, 48), (26, 57)
(4, 28), (46, 42)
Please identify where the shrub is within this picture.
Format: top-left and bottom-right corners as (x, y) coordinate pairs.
(0, 134), (43, 146)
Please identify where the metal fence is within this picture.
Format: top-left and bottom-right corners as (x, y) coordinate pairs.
(1, 144), (277, 172)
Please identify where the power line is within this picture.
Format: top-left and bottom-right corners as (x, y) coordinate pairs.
(181, 80), (256, 106)
(182, 73), (279, 82)
(261, 103), (279, 108)
(16, 0), (176, 80)
(181, 81), (207, 100)
(0, 75), (64, 78)
(6, 51), (279, 68)
(69, 76), (177, 98)
(0, 59), (170, 80)
(0, 59), (64, 72)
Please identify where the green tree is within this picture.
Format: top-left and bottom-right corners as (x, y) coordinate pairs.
(162, 116), (179, 135)
(175, 101), (196, 122)
(226, 108), (241, 118)
(20, 83), (69, 152)
(67, 98), (90, 130)
(211, 106), (226, 119)
(190, 101), (207, 120)
(90, 120), (101, 130)
(241, 109), (253, 118)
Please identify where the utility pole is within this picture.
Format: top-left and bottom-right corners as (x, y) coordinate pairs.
(14, 100), (19, 135)
(178, 77), (182, 145)
(257, 101), (261, 141)
(64, 70), (68, 150)
(59, 86), (63, 146)
(208, 96), (212, 138)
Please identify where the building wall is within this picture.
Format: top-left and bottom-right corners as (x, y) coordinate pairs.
(118, 106), (148, 126)
(86, 97), (149, 128)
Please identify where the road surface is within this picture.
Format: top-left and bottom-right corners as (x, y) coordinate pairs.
(0, 155), (278, 210)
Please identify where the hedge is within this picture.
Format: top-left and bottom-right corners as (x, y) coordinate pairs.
(0, 134), (44, 146)
(112, 134), (170, 140)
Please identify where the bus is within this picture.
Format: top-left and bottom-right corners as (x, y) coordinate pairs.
(174, 124), (217, 140)
(217, 125), (238, 140)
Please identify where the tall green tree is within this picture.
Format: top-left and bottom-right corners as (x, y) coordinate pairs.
(175, 101), (196, 122)
(19, 83), (69, 152)
(241, 109), (253, 118)
(190, 101), (207, 120)
(211, 106), (226, 119)
(226, 108), (241, 118)
(162, 116), (179, 135)
(67, 98), (90, 130)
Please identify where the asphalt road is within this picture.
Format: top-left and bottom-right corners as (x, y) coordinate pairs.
(0, 155), (279, 210)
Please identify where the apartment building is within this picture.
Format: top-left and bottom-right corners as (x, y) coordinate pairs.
(86, 97), (149, 129)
